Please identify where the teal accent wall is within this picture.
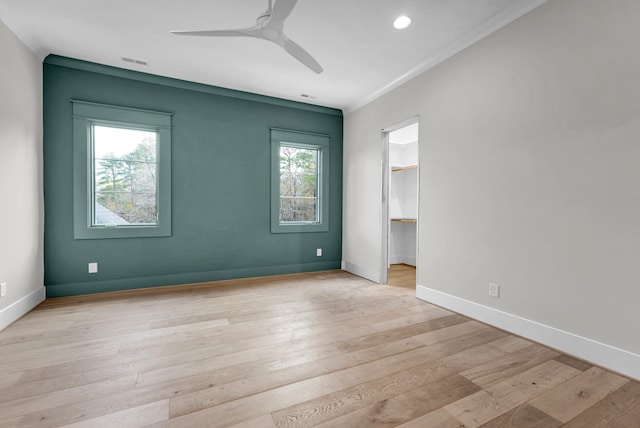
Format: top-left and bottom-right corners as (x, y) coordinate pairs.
(44, 56), (343, 297)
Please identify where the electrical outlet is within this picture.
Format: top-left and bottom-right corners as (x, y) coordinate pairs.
(88, 263), (98, 274)
(489, 283), (500, 298)
(0, 282), (6, 298)
(316, 248), (322, 257)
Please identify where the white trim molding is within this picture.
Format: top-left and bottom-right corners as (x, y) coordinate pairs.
(342, 261), (381, 284)
(0, 287), (45, 331)
(417, 284), (640, 382)
(389, 256), (416, 266)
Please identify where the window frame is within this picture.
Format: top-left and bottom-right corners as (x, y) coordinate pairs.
(72, 100), (172, 239)
(270, 128), (330, 234)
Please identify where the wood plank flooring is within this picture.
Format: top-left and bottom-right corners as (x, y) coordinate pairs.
(1, 268), (638, 427)
(388, 264), (416, 290)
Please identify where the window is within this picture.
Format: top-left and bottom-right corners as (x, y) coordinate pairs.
(279, 145), (319, 223)
(72, 101), (172, 239)
(93, 126), (158, 226)
(271, 128), (330, 233)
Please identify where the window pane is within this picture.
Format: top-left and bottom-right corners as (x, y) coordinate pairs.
(279, 145), (319, 223)
(93, 125), (158, 225)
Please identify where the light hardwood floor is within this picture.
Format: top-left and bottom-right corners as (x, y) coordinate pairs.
(388, 264), (416, 290)
(1, 269), (638, 427)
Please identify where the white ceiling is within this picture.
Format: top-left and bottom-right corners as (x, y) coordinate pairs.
(0, 0), (546, 113)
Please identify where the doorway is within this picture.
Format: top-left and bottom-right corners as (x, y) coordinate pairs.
(381, 118), (419, 289)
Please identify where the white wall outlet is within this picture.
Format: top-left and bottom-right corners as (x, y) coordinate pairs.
(88, 262), (98, 274)
(0, 282), (6, 298)
(489, 283), (500, 298)
(316, 248), (322, 257)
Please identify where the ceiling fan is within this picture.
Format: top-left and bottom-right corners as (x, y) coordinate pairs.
(172, 0), (323, 74)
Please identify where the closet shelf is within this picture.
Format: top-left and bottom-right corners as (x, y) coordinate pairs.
(391, 218), (417, 223)
(391, 165), (417, 172)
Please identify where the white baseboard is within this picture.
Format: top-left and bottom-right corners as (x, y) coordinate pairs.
(417, 284), (640, 381)
(389, 255), (416, 266)
(0, 287), (46, 331)
(342, 261), (380, 283)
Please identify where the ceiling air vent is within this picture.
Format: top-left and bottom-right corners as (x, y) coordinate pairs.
(122, 57), (149, 66)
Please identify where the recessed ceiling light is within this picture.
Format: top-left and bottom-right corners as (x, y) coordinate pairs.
(393, 15), (412, 30)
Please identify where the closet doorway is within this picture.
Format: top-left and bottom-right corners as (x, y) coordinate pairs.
(381, 118), (418, 289)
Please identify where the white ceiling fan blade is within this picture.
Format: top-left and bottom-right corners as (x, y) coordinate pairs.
(269, 0), (298, 27)
(171, 28), (260, 38)
(281, 36), (323, 74)
(172, 0), (322, 74)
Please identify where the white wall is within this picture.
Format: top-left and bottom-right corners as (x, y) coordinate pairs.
(389, 167), (417, 220)
(0, 18), (44, 329)
(389, 141), (418, 168)
(389, 222), (416, 266)
(343, 0), (640, 378)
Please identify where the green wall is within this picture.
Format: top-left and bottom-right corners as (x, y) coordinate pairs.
(43, 56), (343, 297)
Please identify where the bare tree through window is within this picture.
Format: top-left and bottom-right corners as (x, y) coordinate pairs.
(93, 125), (158, 225)
(279, 145), (318, 223)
